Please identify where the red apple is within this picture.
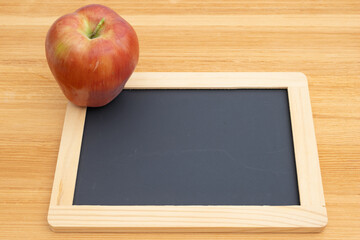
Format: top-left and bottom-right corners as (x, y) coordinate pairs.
(45, 4), (139, 107)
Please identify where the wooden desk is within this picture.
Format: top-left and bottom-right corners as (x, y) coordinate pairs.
(0, 0), (359, 239)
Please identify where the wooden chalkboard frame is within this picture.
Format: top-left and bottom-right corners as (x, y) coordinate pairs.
(48, 72), (327, 232)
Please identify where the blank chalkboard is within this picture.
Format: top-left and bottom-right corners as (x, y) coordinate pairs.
(73, 89), (299, 206)
(49, 73), (327, 232)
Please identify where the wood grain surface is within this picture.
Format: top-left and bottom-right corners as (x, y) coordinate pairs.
(0, 0), (359, 239)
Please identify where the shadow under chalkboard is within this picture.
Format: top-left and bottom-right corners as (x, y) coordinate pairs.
(73, 89), (299, 206)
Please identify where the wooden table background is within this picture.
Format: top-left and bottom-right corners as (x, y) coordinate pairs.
(0, 0), (359, 239)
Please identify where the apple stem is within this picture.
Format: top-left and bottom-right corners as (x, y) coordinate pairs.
(90, 18), (105, 39)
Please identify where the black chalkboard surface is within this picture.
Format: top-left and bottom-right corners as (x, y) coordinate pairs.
(73, 89), (299, 206)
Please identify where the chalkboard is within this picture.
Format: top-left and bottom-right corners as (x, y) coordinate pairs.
(73, 89), (299, 206)
(49, 73), (327, 232)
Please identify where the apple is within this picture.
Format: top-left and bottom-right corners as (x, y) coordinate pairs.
(45, 4), (139, 107)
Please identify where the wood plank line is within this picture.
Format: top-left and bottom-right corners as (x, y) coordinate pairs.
(0, 15), (359, 27)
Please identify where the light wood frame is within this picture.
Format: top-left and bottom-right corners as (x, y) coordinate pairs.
(48, 72), (327, 232)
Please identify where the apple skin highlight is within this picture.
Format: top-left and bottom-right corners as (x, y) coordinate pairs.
(45, 4), (139, 107)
